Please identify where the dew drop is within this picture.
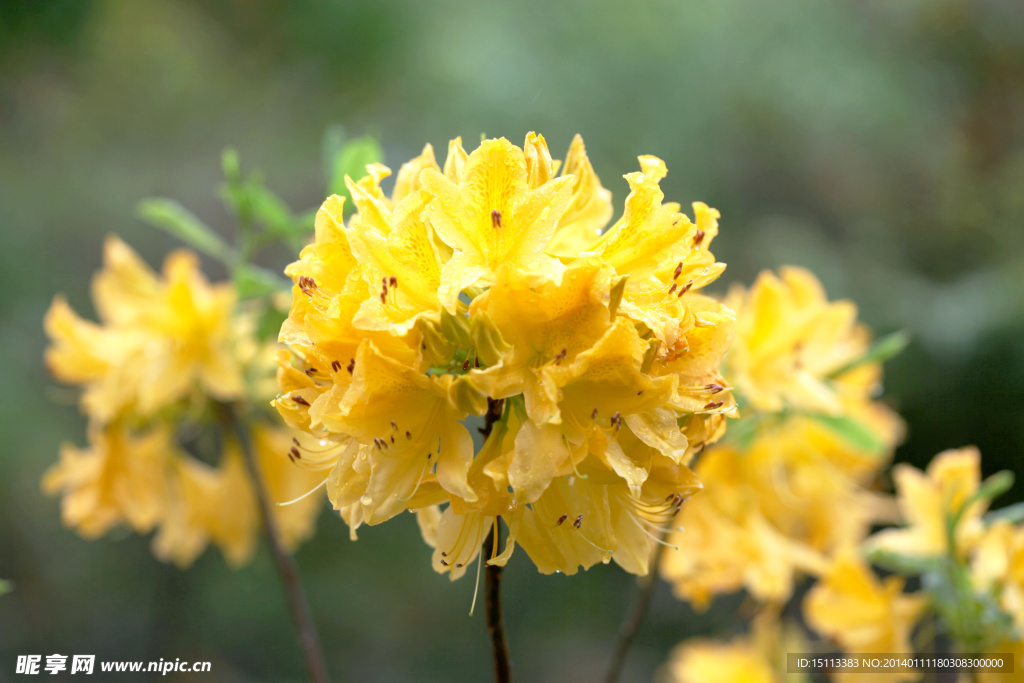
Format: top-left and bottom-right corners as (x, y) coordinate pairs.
(360, 494), (373, 506)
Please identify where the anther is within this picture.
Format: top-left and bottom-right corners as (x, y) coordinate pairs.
(573, 515), (583, 529)
(331, 360), (342, 372)
(346, 358), (355, 374)
(389, 276), (398, 290)
(292, 395), (310, 407)
(462, 358), (471, 371)
(705, 383), (724, 393)
(406, 430), (412, 440)
(703, 401), (724, 410)
(694, 230), (705, 247)
(554, 347), (567, 364)
(440, 559), (449, 566)
(668, 283), (677, 295)
(290, 447), (302, 460)
(455, 563), (463, 568)
(491, 209), (502, 228)
(391, 421), (398, 431)
(292, 437), (301, 446)
(676, 281), (693, 298)
(673, 262), (683, 279)
(591, 407), (598, 420)
(390, 435), (395, 444)
(555, 514), (568, 526)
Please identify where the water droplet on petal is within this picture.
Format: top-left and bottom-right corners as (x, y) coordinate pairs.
(360, 494), (373, 506)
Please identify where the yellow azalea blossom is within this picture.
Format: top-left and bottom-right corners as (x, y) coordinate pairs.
(42, 421), (171, 538)
(421, 136), (576, 305)
(661, 442), (828, 608)
(659, 614), (806, 683)
(725, 266), (878, 415)
(866, 447), (986, 559)
(153, 425), (325, 569)
(972, 519), (1024, 631)
(276, 133), (735, 577)
(44, 236), (245, 421)
(660, 638), (778, 683)
(804, 551), (926, 682)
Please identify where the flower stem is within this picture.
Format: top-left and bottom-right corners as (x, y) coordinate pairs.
(604, 536), (669, 683)
(227, 406), (330, 683)
(485, 528), (512, 683)
(481, 398), (511, 683)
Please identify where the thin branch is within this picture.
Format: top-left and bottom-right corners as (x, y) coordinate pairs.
(481, 398), (511, 683)
(604, 537), (669, 683)
(226, 405), (330, 683)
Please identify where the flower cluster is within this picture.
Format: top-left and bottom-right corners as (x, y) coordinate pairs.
(662, 267), (902, 606)
(43, 238), (323, 567)
(274, 133), (735, 577)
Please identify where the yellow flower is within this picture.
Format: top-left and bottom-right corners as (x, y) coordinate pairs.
(661, 638), (778, 683)
(866, 447), (985, 559)
(659, 614), (803, 683)
(277, 133), (734, 577)
(804, 551), (926, 677)
(152, 425), (324, 568)
(42, 421), (170, 538)
(661, 443), (828, 608)
(972, 519), (1024, 632)
(44, 236), (245, 421)
(725, 267), (878, 415)
(421, 136), (576, 305)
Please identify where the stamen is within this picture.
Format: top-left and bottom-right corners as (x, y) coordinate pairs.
(469, 541), (484, 617)
(703, 401), (724, 410)
(693, 229), (705, 247)
(291, 395), (311, 407)
(276, 476), (329, 507)
(555, 514), (568, 527)
(391, 421), (398, 431)
(668, 283), (677, 295)
(331, 360), (342, 372)
(491, 209), (502, 228)
(346, 358), (355, 374)
(673, 262), (683, 280)
(553, 347), (567, 365)
(676, 281), (693, 298)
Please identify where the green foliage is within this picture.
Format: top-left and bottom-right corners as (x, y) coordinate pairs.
(324, 126), (383, 212)
(137, 198), (236, 265)
(807, 414), (886, 454)
(0, 579), (12, 597)
(827, 330), (911, 379)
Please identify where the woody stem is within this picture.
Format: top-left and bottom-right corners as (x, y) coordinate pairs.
(481, 398), (511, 683)
(226, 405), (330, 683)
(604, 535), (669, 683)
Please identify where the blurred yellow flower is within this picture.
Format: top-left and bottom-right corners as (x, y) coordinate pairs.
(663, 267), (901, 606)
(804, 551), (926, 682)
(866, 447), (985, 559)
(276, 133), (735, 576)
(44, 237), (324, 568)
(45, 236), (245, 421)
(972, 519), (1024, 632)
(42, 421), (170, 538)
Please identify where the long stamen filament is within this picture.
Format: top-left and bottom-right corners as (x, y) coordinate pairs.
(276, 476), (329, 507)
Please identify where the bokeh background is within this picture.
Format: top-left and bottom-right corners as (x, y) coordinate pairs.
(2, 0), (1023, 680)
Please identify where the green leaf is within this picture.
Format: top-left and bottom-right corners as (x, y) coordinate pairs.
(985, 501), (1024, 525)
(327, 134), (383, 201)
(806, 413), (886, 453)
(233, 263), (289, 300)
(247, 183), (294, 236)
(866, 548), (943, 576)
(137, 199), (236, 265)
(827, 330), (910, 379)
(0, 579), (11, 596)
(256, 304), (289, 343)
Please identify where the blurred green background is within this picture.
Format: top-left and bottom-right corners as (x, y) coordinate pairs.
(2, 0), (1023, 680)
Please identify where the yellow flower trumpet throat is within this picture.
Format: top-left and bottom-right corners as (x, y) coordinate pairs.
(274, 133), (736, 576)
